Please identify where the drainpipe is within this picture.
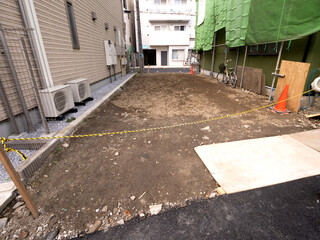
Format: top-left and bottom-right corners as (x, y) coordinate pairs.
(20, 0), (53, 88)
(268, 41), (284, 101)
(240, 46), (248, 89)
(18, 0), (45, 89)
(210, 32), (217, 73)
(0, 79), (19, 134)
(235, 47), (240, 74)
(0, 24), (34, 132)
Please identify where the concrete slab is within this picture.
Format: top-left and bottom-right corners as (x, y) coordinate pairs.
(195, 135), (320, 194)
(0, 182), (16, 213)
(289, 129), (320, 152)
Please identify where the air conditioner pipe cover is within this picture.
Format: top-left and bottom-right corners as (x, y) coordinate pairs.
(311, 77), (320, 92)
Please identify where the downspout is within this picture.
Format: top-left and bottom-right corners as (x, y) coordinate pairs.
(0, 24), (34, 132)
(21, 0), (53, 88)
(0, 79), (19, 134)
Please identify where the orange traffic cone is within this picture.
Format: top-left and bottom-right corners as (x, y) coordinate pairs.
(190, 65), (194, 75)
(270, 84), (290, 114)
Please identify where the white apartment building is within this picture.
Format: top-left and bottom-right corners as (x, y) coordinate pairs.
(139, 0), (196, 67)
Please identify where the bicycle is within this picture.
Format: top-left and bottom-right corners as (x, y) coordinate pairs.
(216, 59), (237, 88)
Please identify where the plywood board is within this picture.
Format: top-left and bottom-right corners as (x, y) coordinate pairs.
(236, 66), (263, 94)
(274, 60), (310, 113)
(195, 135), (320, 194)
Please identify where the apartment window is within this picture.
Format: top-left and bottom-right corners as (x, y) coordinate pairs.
(174, 25), (185, 31)
(172, 49), (185, 60)
(66, 1), (80, 49)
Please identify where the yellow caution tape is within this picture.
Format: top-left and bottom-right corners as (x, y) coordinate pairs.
(0, 88), (314, 161)
(1, 137), (27, 161)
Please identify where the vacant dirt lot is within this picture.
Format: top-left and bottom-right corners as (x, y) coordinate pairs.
(2, 73), (318, 238)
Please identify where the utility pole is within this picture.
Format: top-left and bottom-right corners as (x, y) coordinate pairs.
(135, 0), (144, 73)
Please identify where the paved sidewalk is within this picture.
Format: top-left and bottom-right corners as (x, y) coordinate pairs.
(76, 175), (320, 240)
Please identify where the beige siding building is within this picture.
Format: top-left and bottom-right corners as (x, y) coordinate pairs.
(0, 0), (126, 137)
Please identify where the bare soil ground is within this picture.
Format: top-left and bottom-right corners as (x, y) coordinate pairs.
(1, 73), (319, 239)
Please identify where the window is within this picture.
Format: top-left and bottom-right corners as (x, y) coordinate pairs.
(66, 1), (80, 49)
(174, 25), (185, 31)
(172, 49), (185, 60)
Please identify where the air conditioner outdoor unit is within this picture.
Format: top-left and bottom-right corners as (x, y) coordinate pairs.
(39, 85), (74, 118)
(66, 78), (91, 103)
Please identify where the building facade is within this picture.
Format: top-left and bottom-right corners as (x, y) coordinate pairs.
(122, 0), (136, 67)
(139, 0), (196, 67)
(0, 0), (125, 137)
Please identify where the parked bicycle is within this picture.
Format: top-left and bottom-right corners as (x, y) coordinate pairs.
(216, 59), (237, 88)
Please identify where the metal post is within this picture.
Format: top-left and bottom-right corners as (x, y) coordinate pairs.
(109, 66), (113, 83)
(0, 24), (34, 132)
(21, 38), (49, 134)
(235, 47), (240, 74)
(18, 0), (46, 89)
(211, 32), (217, 74)
(0, 147), (39, 218)
(113, 65), (116, 81)
(240, 46), (248, 89)
(0, 80), (19, 134)
(269, 41), (284, 101)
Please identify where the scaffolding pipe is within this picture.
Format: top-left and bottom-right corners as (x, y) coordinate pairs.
(240, 46), (248, 89)
(18, 0), (45, 89)
(211, 32), (217, 73)
(0, 24), (34, 132)
(0, 79), (19, 134)
(235, 47), (240, 74)
(269, 41), (284, 101)
(20, 37), (49, 134)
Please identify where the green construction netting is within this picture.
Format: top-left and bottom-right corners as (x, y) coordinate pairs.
(195, 0), (320, 50)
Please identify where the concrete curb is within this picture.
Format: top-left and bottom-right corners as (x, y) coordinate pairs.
(16, 73), (136, 180)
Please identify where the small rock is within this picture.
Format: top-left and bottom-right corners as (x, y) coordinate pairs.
(117, 219), (125, 225)
(101, 205), (108, 212)
(13, 201), (24, 209)
(0, 218), (8, 229)
(42, 229), (59, 240)
(62, 143), (69, 148)
(87, 220), (102, 234)
(18, 230), (29, 239)
(202, 136), (209, 140)
(149, 204), (162, 215)
(130, 195), (136, 201)
(201, 126), (211, 131)
(209, 192), (217, 198)
(115, 152), (120, 156)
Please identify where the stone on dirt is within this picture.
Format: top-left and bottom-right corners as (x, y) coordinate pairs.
(0, 217), (8, 229)
(42, 229), (59, 240)
(201, 126), (211, 132)
(87, 220), (102, 234)
(18, 230), (29, 239)
(101, 205), (108, 212)
(13, 201), (24, 209)
(149, 204), (162, 215)
(62, 143), (69, 148)
(130, 195), (136, 201)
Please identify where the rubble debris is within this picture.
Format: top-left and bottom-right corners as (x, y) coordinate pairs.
(149, 204), (162, 215)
